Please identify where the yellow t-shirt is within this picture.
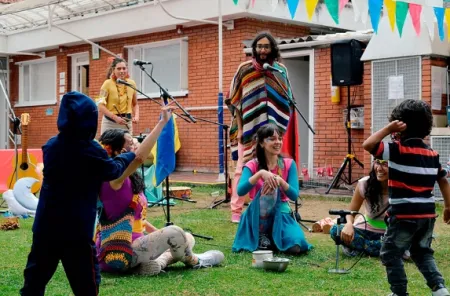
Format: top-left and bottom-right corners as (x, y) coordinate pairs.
(98, 78), (136, 115)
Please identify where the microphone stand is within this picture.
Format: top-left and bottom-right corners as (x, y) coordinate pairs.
(133, 66), (212, 241)
(116, 79), (191, 124)
(138, 65), (196, 123)
(271, 71), (315, 135)
(269, 70), (315, 230)
(328, 213), (350, 274)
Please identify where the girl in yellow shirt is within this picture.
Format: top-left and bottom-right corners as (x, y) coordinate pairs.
(97, 58), (139, 135)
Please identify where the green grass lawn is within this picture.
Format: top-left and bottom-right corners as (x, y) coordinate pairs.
(0, 190), (449, 296)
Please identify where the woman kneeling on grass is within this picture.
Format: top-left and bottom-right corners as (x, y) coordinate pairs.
(329, 159), (389, 257)
(96, 105), (224, 276)
(232, 124), (312, 254)
(329, 159), (411, 259)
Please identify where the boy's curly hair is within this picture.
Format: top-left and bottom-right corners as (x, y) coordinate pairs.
(389, 99), (432, 140)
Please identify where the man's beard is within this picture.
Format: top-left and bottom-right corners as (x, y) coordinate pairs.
(255, 54), (268, 65)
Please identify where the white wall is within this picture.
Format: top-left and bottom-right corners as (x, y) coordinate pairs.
(283, 58), (310, 167)
(362, 12), (450, 61)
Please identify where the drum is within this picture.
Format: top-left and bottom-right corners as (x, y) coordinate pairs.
(169, 186), (192, 200)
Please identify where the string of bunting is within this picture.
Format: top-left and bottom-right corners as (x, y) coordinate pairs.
(232, 0), (450, 41)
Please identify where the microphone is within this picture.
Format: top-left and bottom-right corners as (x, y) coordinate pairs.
(263, 63), (284, 74)
(116, 79), (132, 87)
(329, 209), (359, 216)
(133, 59), (152, 66)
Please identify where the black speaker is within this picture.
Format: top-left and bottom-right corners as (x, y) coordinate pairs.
(331, 39), (365, 86)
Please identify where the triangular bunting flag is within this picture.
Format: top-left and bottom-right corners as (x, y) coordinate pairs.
(339, 0), (349, 13)
(434, 7), (445, 41)
(251, 0), (256, 7)
(409, 4), (422, 36)
(324, 0), (339, 24)
(361, 2), (369, 24)
(286, 0), (300, 19)
(305, 0), (319, 20)
(353, 0), (362, 21)
(233, 0), (238, 5)
(368, 0), (383, 33)
(446, 8), (450, 41)
(384, 0), (396, 32)
(424, 6), (435, 40)
(395, 2), (409, 37)
(353, 0), (369, 24)
(271, 0), (279, 11)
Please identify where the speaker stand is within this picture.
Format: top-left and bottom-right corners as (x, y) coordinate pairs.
(325, 86), (363, 194)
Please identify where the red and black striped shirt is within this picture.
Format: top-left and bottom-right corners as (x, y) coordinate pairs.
(372, 139), (446, 219)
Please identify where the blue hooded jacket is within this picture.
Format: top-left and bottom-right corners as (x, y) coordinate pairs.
(32, 92), (136, 239)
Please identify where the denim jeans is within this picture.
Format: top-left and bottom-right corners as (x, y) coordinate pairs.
(330, 224), (383, 256)
(380, 217), (445, 296)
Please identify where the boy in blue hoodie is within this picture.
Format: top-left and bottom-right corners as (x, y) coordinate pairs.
(20, 92), (137, 296)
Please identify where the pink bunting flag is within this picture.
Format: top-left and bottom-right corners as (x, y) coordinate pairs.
(339, 0), (349, 12)
(252, 0), (256, 7)
(409, 4), (422, 36)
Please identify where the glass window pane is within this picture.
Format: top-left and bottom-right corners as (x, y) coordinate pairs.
(0, 57), (7, 71)
(30, 61), (56, 102)
(23, 65), (30, 102)
(142, 43), (180, 95)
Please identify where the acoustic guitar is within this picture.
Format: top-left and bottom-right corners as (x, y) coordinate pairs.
(7, 113), (42, 194)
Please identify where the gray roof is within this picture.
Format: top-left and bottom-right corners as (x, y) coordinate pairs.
(243, 30), (374, 49)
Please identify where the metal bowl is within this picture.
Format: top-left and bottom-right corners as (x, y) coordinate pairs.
(262, 257), (290, 272)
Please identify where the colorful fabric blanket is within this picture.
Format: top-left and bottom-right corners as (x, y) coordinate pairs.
(225, 59), (293, 162)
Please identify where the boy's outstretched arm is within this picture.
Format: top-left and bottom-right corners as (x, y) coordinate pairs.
(362, 120), (406, 154)
(437, 177), (450, 224)
(89, 142), (136, 181)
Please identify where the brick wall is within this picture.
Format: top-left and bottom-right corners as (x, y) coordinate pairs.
(314, 47), (366, 180)
(9, 18), (310, 173)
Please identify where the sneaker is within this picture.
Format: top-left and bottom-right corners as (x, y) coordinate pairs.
(133, 260), (162, 276)
(432, 285), (450, 296)
(231, 213), (240, 223)
(194, 250), (224, 269)
(341, 245), (361, 257)
(402, 250), (411, 261)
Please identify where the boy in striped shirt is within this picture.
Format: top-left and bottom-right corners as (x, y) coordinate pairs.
(363, 99), (450, 296)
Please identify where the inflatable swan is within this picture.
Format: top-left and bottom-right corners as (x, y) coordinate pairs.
(2, 177), (39, 217)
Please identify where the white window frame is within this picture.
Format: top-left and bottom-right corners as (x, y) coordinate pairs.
(126, 37), (189, 99)
(70, 52), (90, 93)
(0, 56), (9, 149)
(16, 56), (57, 107)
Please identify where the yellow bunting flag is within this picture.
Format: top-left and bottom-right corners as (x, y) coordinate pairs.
(384, 0), (396, 32)
(446, 8), (450, 41)
(305, 0), (319, 21)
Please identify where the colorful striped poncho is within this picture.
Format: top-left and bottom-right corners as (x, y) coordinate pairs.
(225, 59), (293, 162)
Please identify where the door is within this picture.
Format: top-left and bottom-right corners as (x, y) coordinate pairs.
(282, 55), (312, 170)
(71, 53), (90, 95)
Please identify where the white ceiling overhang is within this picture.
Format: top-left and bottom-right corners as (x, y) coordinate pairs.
(0, 0), (246, 53)
(0, 0), (152, 33)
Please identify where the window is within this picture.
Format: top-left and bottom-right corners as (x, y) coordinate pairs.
(17, 57), (57, 106)
(127, 38), (188, 98)
(371, 57), (421, 134)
